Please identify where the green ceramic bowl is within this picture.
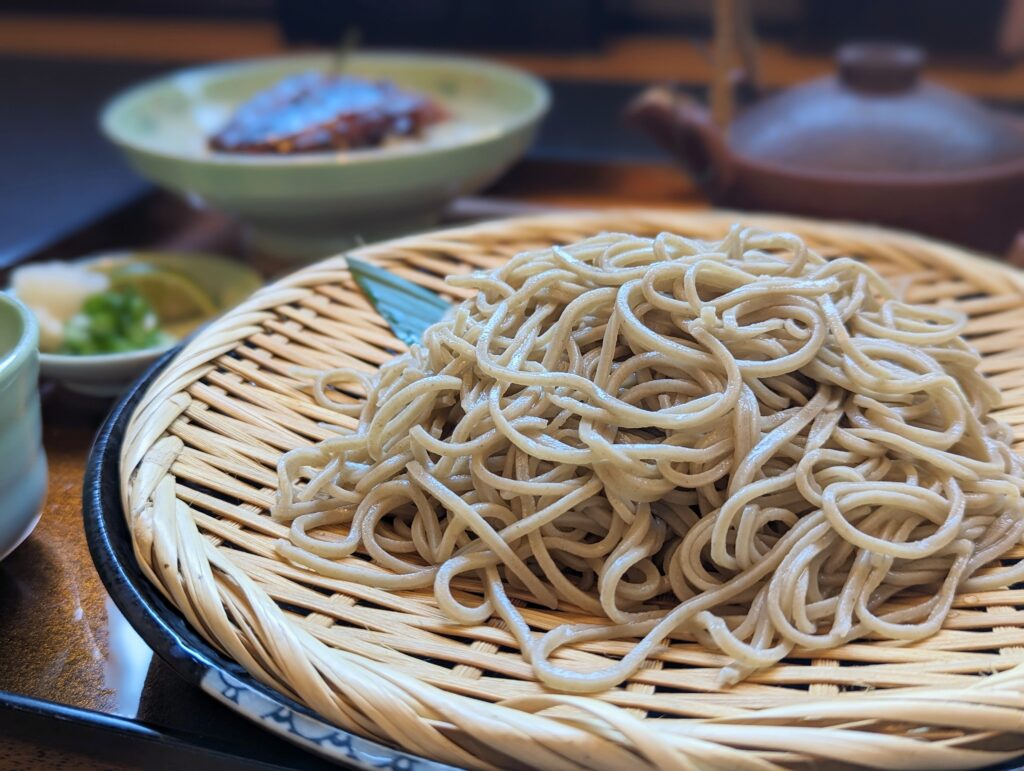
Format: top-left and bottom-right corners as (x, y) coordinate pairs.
(101, 52), (550, 259)
(0, 293), (46, 559)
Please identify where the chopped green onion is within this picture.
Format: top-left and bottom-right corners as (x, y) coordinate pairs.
(60, 287), (172, 355)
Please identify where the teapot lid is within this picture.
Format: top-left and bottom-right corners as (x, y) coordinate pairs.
(729, 42), (1024, 176)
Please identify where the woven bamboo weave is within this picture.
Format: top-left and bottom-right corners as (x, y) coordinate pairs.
(121, 210), (1024, 770)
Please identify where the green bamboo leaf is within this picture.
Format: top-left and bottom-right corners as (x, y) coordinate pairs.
(346, 256), (451, 348)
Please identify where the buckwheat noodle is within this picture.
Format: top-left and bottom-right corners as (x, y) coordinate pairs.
(273, 228), (1024, 693)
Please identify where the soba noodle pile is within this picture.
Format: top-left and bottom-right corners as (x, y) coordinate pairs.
(274, 228), (1024, 693)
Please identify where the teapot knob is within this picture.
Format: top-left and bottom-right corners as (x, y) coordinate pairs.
(838, 42), (924, 93)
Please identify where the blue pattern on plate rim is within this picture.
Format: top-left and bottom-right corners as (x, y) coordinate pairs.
(202, 669), (456, 770)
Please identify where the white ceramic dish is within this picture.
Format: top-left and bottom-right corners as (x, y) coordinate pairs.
(39, 345), (171, 398)
(14, 252), (262, 397)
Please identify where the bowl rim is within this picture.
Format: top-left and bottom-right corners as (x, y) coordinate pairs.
(0, 292), (38, 382)
(99, 50), (551, 169)
(38, 343), (172, 368)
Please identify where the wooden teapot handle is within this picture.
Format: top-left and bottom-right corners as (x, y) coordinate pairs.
(625, 86), (737, 199)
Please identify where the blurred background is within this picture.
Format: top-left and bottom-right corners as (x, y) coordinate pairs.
(1, 0), (1023, 268)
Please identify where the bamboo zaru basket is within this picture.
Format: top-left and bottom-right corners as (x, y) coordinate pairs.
(120, 210), (1024, 770)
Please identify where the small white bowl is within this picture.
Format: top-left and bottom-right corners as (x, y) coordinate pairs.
(14, 251), (263, 397)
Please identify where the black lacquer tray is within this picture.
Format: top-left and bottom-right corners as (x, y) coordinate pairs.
(83, 349), (452, 771)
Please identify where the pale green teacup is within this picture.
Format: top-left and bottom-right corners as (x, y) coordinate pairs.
(0, 293), (47, 559)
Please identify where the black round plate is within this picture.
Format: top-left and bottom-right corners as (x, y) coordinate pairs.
(83, 349), (452, 771)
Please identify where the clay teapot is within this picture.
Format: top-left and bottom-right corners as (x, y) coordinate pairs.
(627, 42), (1024, 255)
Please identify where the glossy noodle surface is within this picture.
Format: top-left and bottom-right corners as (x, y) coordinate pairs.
(275, 228), (1024, 693)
